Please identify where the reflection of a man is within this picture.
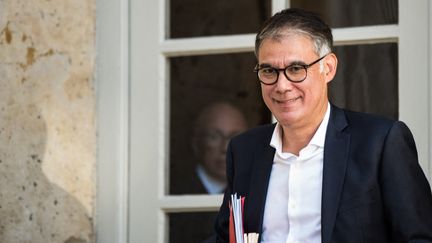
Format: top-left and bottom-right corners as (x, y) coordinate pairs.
(192, 102), (248, 194)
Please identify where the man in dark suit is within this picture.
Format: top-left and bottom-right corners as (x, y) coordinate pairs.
(215, 8), (432, 243)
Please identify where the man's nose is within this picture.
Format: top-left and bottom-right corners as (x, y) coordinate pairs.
(274, 71), (294, 92)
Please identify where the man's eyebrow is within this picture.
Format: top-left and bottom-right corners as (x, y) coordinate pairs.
(258, 61), (307, 68)
(290, 61), (307, 66)
(257, 63), (272, 68)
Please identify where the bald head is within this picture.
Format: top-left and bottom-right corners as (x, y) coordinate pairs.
(195, 103), (247, 134)
(192, 102), (248, 182)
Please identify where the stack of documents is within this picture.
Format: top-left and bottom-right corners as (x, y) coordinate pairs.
(229, 193), (259, 243)
(243, 233), (259, 243)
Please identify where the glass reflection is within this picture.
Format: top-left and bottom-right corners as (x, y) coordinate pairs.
(169, 53), (271, 195)
(169, 212), (218, 243)
(169, 0), (271, 38)
(191, 103), (248, 194)
(329, 43), (398, 119)
(291, 0), (398, 28)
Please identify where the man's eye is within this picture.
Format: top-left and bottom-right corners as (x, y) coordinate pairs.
(260, 68), (276, 75)
(203, 131), (222, 141)
(286, 65), (304, 74)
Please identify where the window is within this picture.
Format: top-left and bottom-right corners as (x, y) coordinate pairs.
(97, 0), (432, 242)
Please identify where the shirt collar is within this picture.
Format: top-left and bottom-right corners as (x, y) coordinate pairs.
(196, 165), (226, 194)
(309, 103), (331, 147)
(270, 103), (331, 153)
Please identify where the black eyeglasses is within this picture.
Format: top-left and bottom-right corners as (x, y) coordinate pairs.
(254, 54), (329, 85)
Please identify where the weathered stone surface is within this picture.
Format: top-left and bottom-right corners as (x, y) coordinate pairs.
(0, 0), (95, 242)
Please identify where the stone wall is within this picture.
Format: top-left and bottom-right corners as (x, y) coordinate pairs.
(0, 0), (95, 242)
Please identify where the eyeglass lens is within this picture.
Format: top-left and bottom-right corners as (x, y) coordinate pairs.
(258, 65), (307, 84)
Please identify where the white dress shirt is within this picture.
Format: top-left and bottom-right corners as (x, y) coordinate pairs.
(261, 105), (330, 243)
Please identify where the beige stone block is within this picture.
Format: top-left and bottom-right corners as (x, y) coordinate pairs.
(0, 0), (96, 242)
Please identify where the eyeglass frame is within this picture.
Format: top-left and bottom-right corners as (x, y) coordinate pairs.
(199, 129), (240, 147)
(253, 54), (330, 85)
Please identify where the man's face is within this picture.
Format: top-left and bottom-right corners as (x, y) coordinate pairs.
(196, 105), (247, 182)
(258, 34), (332, 129)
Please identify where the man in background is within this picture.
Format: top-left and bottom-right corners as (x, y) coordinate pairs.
(169, 102), (248, 243)
(192, 102), (248, 194)
(171, 102), (247, 195)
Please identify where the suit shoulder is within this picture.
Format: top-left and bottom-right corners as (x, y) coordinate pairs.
(342, 109), (398, 131)
(230, 123), (275, 147)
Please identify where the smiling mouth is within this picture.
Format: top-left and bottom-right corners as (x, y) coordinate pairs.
(274, 96), (301, 104)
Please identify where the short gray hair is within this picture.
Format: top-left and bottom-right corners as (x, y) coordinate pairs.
(255, 8), (333, 58)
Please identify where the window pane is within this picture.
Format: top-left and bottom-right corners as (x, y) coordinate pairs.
(169, 0), (271, 38)
(169, 212), (218, 243)
(329, 43), (398, 119)
(169, 53), (271, 195)
(291, 0), (398, 28)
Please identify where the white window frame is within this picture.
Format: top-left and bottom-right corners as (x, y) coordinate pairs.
(96, 0), (130, 242)
(96, 0), (432, 242)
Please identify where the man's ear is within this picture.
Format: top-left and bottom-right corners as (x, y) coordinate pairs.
(324, 53), (338, 83)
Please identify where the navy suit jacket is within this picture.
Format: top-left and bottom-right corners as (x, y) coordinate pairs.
(215, 105), (432, 243)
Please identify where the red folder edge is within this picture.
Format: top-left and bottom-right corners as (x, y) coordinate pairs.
(229, 203), (236, 243)
(229, 196), (246, 243)
(241, 196), (245, 235)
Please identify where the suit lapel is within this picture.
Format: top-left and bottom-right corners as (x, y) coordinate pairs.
(321, 106), (350, 243)
(244, 125), (276, 235)
(242, 108), (350, 241)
